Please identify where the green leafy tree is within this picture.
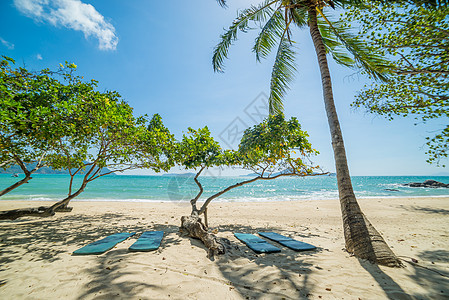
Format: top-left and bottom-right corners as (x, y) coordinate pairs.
(344, 2), (449, 166)
(45, 97), (174, 214)
(0, 56), (86, 196)
(175, 126), (227, 216)
(175, 126), (230, 255)
(0, 59), (175, 219)
(199, 114), (322, 217)
(213, 0), (402, 266)
(178, 114), (323, 256)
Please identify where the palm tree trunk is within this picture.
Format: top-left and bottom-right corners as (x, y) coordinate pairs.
(308, 6), (401, 267)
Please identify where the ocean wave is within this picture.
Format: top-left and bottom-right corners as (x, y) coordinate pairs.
(1, 174), (448, 203)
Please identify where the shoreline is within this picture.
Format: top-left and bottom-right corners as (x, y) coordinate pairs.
(0, 197), (448, 299)
(1, 175), (449, 204)
(1, 194), (449, 204)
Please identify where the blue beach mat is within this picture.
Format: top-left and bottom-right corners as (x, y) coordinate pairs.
(73, 232), (136, 255)
(129, 231), (164, 252)
(258, 232), (316, 251)
(234, 233), (281, 254)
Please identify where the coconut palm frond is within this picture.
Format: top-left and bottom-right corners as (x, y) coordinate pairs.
(212, 0), (277, 73)
(253, 9), (285, 62)
(317, 8), (392, 81)
(333, 0), (365, 9)
(290, 7), (308, 28)
(269, 36), (297, 115)
(317, 18), (355, 68)
(216, 0), (227, 8)
(329, 47), (356, 68)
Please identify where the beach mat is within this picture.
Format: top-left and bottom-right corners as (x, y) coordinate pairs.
(129, 231), (164, 252)
(234, 233), (281, 254)
(258, 232), (316, 251)
(73, 232), (136, 255)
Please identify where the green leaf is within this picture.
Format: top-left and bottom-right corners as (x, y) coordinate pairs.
(269, 36), (296, 115)
(212, 0), (277, 72)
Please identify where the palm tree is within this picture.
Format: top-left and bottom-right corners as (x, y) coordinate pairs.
(213, 0), (402, 267)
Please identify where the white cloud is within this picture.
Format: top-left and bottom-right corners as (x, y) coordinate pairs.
(14, 0), (118, 51)
(13, 0), (46, 17)
(0, 37), (15, 50)
(36, 53), (43, 60)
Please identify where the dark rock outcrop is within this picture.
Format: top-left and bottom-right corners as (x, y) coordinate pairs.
(404, 180), (449, 188)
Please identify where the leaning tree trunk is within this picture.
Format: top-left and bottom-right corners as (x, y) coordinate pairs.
(0, 174), (33, 197)
(0, 206), (55, 220)
(0, 182), (85, 220)
(48, 182), (88, 212)
(308, 6), (401, 267)
(0, 156), (43, 197)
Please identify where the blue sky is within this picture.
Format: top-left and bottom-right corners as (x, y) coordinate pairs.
(1, 0), (447, 176)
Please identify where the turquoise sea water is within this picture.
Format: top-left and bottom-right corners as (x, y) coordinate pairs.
(0, 174), (448, 202)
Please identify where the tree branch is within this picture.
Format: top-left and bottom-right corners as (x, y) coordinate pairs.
(396, 69), (449, 75)
(197, 171), (327, 215)
(412, 90), (449, 102)
(89, 166), (135, 181)
(190, 166), (205, 214)
(0, 159), (14, 168)
(383, 19), (449, 37)
(13, 154), (30, 176)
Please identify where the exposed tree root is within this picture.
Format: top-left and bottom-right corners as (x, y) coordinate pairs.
(54, 206), (73, 212)
(180, 215), (225, 258)
(0, 205), (73, 220)
(0, 207), (55, 220)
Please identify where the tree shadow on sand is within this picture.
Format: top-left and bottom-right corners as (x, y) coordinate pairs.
(0, 211), (185, 299)
(398, 205), (449, 215)
(358, 259), (413, 300)
(212, 224), (322, 299)
(358, 249), (449, 300)
(0, 213), (178, 268)
(74, 230), (182, 300)
(75, 221), (322, 299)
(9, 212), (448, 299)
(407, 249), (449, 299)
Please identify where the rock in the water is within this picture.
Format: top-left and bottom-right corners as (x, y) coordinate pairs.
(423, 180), (448, 187)
(403, 180), (449, 188)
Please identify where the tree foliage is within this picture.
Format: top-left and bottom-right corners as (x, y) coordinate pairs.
(344, 2), (449, 166)
(0, 56), (89, 195)
(1, 57), (67, 168)
(43, 93), (175, 210)
(238, 113), (319, 176)
(0, 57), (174, 217)
(177, 114), (322, 256)
(175, 126), (232, 170)
(174, 126), (234, 215)
(212, 0), (392, 114)
(177, 114), (322, 218)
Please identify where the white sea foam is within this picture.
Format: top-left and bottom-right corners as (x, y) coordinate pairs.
(1, 175), (448, 203)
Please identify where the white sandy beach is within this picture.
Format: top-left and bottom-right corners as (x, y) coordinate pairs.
(0, 197), (448, 299)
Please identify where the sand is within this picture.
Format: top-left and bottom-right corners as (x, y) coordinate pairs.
(0, 197), (448, 299)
